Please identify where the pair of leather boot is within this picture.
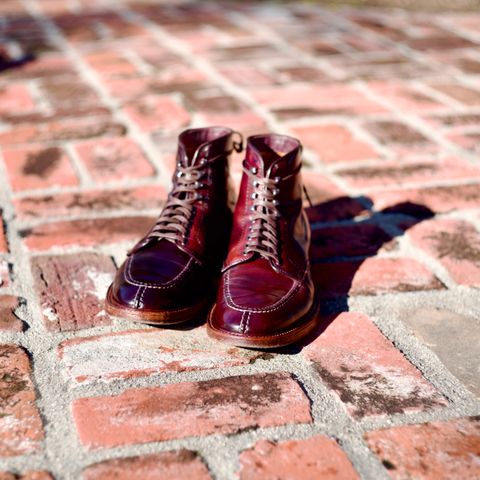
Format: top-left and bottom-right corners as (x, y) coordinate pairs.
(106, 127), (318, 348)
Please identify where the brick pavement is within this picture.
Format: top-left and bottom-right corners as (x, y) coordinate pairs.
(0, 0), (479, 478)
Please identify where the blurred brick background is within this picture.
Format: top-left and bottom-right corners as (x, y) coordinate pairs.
(0, 0), (479, 479)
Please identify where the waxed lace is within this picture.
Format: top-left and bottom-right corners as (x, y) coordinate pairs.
(242, 165), (283, 263)
(243, 162), (308, 264)
(146, 162), (207, 245)
(145, 137), (243, 246)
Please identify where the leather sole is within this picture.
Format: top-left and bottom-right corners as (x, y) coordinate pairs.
(105, 286), (210, 325)
(206, 299), (319, 349)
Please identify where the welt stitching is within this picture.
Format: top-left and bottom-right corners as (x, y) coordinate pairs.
(224, 269), (302, 313)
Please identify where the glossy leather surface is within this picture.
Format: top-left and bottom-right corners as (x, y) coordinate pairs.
(209, 134), (315, 338)
(108, 127), (236, 315)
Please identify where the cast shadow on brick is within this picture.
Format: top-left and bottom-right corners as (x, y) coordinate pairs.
(281, 195), (435, 354)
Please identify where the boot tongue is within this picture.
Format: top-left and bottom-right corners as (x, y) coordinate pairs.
(177, 127), (232, 167)
(245, 135), (301, 178)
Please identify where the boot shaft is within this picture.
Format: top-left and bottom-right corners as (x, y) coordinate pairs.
(224, 133), (310, 279)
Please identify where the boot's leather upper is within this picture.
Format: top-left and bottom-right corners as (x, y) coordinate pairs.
(109, 127), (240, 313)
(210, 134), (315, 337)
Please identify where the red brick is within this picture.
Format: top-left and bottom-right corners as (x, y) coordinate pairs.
(429, 83), (480, 105)
(365, 416), (480, 479)
(337, 157), (480, 189)
(408, 218), (480, 286)
(303, 312), (446, 418)
(124, 94), (190, 132)
(312, 257), (444, 298)
(0, 117), (126, 146)
(0, 296), (24, 332)
(3, 146), (78, 191)
(14, 185), (165, 222)
(40, 79), (100, 109)
(292, 124), (378, 164)
(20, 216), (155, 251)
(0, 85), (36, 114)
(370, 183), (480, 215)
(252, 84), (386, 118)
(3, 55), (75, 79)
(0, 472), (53, 480)
(84, 51), (139, 78)
(31, 253), (115, 331)
(311, 224), (393, 261)
(72, 372), (311, 449)
(365, 121), (427, 145)
(365, 82), (446, 113)
(74, 137), (154, 182)
(447, 132), (480, 153)
(219, 65), (275, 86)
(0, 345), (44, 456)
(239, 436), (359, 480)
(83, 451), (211, 480)
(59, 326), (272, 384)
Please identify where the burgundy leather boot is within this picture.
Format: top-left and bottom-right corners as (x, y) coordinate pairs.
(207, 134), (318, 348)
(106, 127), (242, 324)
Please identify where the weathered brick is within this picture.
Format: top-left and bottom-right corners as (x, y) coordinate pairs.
(365, 121), (427, 145)
(72, 372), (311, 449)
(303, 312), (446, 418)
(0, 345), (44, 456)
(370, 183), (480, 215)
(0, 472), (53, 480)
(429, 83), (480, 105)
(83, 451), (211, 480)
(312, 257), (443, 298)
(0, 117), (126, 146)
(239, 436), (359, 479)
(59, 326), (272, 384)
(20, 216), (155, 251)
(40, 78), (100, 109)
(14, 186), (165, 222)
(408, 218), (480, 286)
(447, 132), (480, 153)
(365, 82), (446, 112)
(365, 416), (480, 479)
(74, 137), (155, 182)
(252, 84), (386, 118)
(407, 34), (477, 51)
(31, 253), (115, 331)
(124, 94), (190, 132)
(292, 124), (378, 164)
(337, 157), (480, 188)
(3, 146), (78, 191)
(0, 296), (24, 332)
(0, 85), (36, 114)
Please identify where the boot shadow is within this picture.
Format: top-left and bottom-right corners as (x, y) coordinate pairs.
(272, 195), (435, 355)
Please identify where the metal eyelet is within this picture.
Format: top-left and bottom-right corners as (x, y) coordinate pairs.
(251, 167), (258, 174)
(274, 176), (281, 183)
(253, 180), (260, 188)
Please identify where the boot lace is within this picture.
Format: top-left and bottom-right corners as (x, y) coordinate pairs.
(145, 135), (243, 247)
(243, 166), (282, 264)
(146, 162), (207, 245)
